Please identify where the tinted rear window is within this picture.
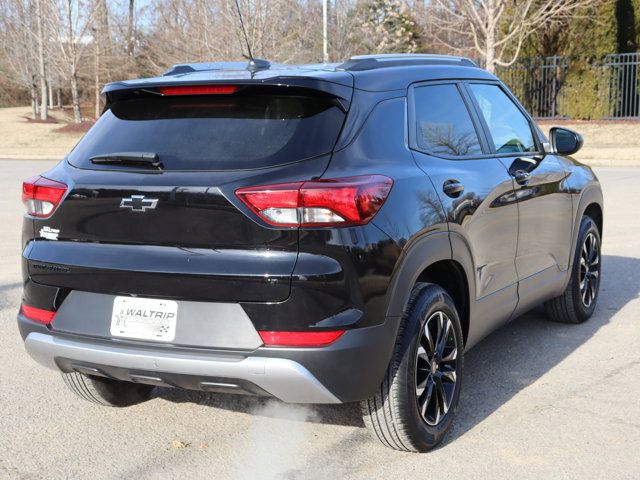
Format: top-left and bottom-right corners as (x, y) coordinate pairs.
(68, 88), (346, 171)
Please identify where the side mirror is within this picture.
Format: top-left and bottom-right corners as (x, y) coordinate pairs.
(550, 127), (583, 156)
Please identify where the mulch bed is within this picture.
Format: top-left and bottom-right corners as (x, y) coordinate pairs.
(53, 121), (95, 133)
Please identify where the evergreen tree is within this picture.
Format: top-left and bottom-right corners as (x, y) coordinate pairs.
(617, 0), (638, 52)
(351, 1), (423, 54)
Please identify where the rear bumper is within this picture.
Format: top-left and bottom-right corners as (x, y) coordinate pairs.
(25, 332), (341, 403)
(19, 217), (400, 402)
(20, 312), (399, 403)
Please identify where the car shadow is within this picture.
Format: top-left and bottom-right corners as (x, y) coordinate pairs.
(155, 254), (639, 437)
(446, 253), (638, 445)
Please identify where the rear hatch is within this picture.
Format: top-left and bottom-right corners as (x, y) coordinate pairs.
(25, 82), (349, 303)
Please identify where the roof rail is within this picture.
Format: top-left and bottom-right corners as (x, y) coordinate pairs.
(337, 54), (478, 71)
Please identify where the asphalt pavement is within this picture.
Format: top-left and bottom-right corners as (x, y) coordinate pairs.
(1, 160), (639, 479)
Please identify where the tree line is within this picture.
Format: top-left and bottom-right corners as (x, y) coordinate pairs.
(2, 0), (632, 122)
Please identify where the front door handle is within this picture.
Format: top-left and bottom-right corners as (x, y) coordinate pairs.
(513, 170), (531, 186)
(443, 179), (464, 198)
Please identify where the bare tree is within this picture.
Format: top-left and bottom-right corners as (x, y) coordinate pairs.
(0, 0), (41, 118)
(0, 0), (619, 128)
(34, 0), (49, 120)
(221, 0), (316, 63)
(430, 0), (601, 72)
(139, 0), (319, 70)
(326, 0), (362, 60)
(126, 0), (135, 56)
(92, 0), (111, 118)
(48, 0), (95, 122)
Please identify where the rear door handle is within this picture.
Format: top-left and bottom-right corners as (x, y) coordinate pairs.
(443, 179), (464, 198)
(513, 170), (531, 186)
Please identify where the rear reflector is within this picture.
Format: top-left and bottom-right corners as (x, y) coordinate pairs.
(158, 85), (239, 96)
(22, 176), (67, 218)
(236, 175), (393, 227)
(258, 330), (345, 347)
(21, 304), (56, 324)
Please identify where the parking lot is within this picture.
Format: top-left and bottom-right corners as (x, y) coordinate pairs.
(1, 160), (638, 479)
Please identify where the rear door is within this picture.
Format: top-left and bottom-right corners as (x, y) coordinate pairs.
(408, 81), (520, 344)
(465, 82), (573, 310)
(26, 84), (348, 303)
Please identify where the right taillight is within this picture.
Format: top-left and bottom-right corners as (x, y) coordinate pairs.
(258, 330), (345, 347)
(235, 175), (393, 227)
(22, 176), (67, 218)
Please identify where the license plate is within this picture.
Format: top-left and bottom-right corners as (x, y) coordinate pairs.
(110, 296), (178, 342)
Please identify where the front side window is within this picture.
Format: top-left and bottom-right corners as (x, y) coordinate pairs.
(468, 83), (538, 154)
(413, 84), (483, 157)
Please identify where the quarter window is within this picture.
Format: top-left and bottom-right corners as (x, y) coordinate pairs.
(413, 84), (483, 157)
(469, 84), (537, 154)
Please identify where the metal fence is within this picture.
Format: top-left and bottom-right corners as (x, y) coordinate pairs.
(497, 53), (640, 120)
(604, 53), (640, 118)
(497, 55), (570, 119)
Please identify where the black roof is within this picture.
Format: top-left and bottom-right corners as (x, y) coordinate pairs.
(102, 54), (498, 97)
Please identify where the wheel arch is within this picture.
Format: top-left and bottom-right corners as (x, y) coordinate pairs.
(571, 185), (604, 266)
(415, 260), (470, 346)
(554, 183), (604, 295)
(584, 202), (603, 237)
(384, 231), (474, 347)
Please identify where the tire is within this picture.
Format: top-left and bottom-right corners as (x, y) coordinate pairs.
(62, 372), (154, 407)
(361, 283), (464, 452)
(544, 215), (601, 324)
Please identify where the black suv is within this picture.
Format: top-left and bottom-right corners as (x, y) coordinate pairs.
(18, 54), (603, 452)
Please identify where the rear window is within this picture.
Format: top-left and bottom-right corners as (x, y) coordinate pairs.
(68, 87), (346, 171)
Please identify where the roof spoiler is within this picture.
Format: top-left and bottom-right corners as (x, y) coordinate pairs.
(101, 77), (353, 112)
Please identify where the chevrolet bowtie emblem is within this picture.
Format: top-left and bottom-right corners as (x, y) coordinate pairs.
(120, 195), (158, 212)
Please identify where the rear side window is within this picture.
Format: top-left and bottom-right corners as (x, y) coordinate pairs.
(413, 84), (483, 157)
(68, 87), (345, 171)
(468, 83), (537, 154)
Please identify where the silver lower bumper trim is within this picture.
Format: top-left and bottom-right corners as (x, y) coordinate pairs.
(25, 333), (340, 404)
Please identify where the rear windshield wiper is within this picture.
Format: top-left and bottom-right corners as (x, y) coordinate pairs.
(90, 152), (162, 169)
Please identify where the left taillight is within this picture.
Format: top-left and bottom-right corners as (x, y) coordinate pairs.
(22, 176), (67, 218)
(235, 175), (393, 227)
(21, 304), (56, 325)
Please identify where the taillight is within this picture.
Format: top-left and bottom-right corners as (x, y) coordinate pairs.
(21, 304), (56, 324)
(236, 175), (393, 227)
(158, 85), (239, 96)
(258, 330), (345, 347)
(22, 176), (67, 218)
